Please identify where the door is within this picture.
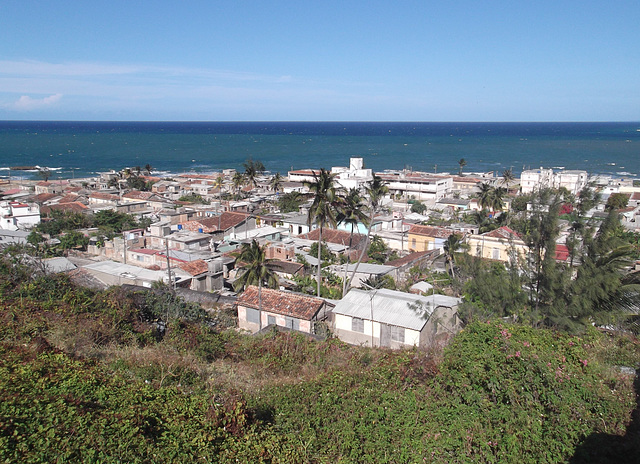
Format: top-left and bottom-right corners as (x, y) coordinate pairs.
(380, 323), (391, 347)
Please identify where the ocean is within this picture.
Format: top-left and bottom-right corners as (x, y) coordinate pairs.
(0, 121), (639, 180)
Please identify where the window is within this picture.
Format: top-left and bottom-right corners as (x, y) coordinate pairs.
(267, 315), (276, 326)
(285, 317), (300, 331)
(352, 317), (365, 333)
(246, 307), (260, 324)
(390, 325), (405, 343)
(492, 248), (500, 260)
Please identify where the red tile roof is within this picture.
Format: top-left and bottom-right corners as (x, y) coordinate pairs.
(408, 225), (455, 239)
(178, 259), (209, 276)
(237, 286), (325, 320)
(32, 193), (59, 203)
(386, 250), (438, 268)
(58, 194), (82, 204)
(90, 192), (119, 201)
(297, 228), (367, 249)
(41, 202), (89, 214)
(483, 226), (521, 240)
(554, 244), (570, 262)
(267, 260), (304, 275)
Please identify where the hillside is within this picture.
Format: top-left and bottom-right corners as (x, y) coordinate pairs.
(0, 271), (639, 463)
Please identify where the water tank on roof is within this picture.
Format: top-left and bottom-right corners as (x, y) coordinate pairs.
(177, 224), (182, 230)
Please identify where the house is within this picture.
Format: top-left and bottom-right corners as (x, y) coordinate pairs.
(34, 181), (69, 195)
(179, 211), (256, 240)
(377, 171), (453, 201)
(407, 225), (455, 252)
(0, 229), (29, 245)
(267, 260), (305, 280)
(520, 168), (553, 194)
(259, 212), (311, 236)
(178, 258), (224, 292)
(553, 170), (588, 195)
(330, 288), (462, 348)
(40, 202), (90, 216)
(0, 201), (41, 230)
(121, 190), (171, 210)
(297, 228), (367, 260)
(466, 226), (528, 262)
(328, 262), (397, 288)
(81, 260), (190, 288)
(236, 286), (329, 334)
(436, 197), (471, 211)
(385, 249), (440, 281)
(89, 192), (120, 207)
(264, 239), (297, 261)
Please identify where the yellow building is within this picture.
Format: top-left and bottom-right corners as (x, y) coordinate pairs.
(407, 224), (454, 252)
(466, 226), (528, 262)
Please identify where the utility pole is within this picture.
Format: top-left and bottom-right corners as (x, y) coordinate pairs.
(165, 237), (175, 292)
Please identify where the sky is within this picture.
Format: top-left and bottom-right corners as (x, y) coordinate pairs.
(0, 0), (638, 121)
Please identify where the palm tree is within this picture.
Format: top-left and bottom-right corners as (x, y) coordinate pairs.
(458, 158), (467, 176)
(491, 186), (507, 212)
(232, 172), (245, 199)
(134, 165), (142, 176)
(477, 182), (494, 211)
(501, 168), (515, 188)
(144, 164), (153, 176)
(443, 233), (465, 279)
(243, 158), (265, 189)
(345, 175), (389, 293)
(337, 188), (369, 294)
(304, 169), (341, 297)
(234, 240), (279, 324)
(270, 172), (283, 193)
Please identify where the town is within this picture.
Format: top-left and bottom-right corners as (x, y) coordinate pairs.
(1, 157), (638, 346)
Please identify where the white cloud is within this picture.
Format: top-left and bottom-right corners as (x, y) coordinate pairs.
(11, 93), (63, 111)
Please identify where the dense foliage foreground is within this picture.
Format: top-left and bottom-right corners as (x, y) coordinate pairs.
(0, 274), (639, 463)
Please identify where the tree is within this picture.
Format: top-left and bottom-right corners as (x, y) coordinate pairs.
(243, 158), (265, 189)
(36, 167), (51, 182)
(558, 211), (640, 331)
(345, 175), (389, 293)
(477, 183), (494, 211)
(58, 230), (89, 252)
(443, 232), (464, 279)
(458, 158), (467, 176)
(410, 200), (426, 214)
(234, 240), (278, 323)
(270, 172), (283, 193)
(277, 191), (304, 213)
(232, 172), (246, 199)
(521, 189), (563, 317)
(234, 240), (278, 292)
(336, 187), (369, 292)
(605, 193), (629, 211)
(501, 168), (515, 188)
(144, 163), (153, 176)
(304, 169), (342, 297)
(477, 183), (506, 213)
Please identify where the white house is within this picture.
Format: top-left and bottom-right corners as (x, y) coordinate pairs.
(553, 170), (588, 195)
(330, 288), (462, 349)
(520, 168), (553, 194)
(0, 201), (41, 230)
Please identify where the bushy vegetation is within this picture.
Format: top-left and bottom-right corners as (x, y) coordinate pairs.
(0, 247), (639, 462)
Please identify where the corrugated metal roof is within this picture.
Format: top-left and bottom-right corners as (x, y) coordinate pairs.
(332, 289), (461, 331)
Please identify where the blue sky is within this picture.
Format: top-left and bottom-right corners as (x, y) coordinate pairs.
(0, 0), (638, 121)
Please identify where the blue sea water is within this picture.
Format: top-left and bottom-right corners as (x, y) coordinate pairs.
(0, 121), (639, 180)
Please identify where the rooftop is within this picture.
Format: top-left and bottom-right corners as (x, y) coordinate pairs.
(237, 286), (325, 320)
